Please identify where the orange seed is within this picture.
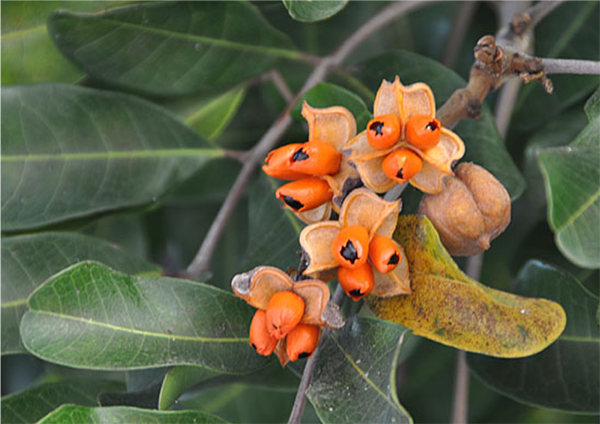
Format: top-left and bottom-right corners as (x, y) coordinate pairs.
(382, 148), (423, 184)
(263, 143), (308, 180)
(337, 262), (375, 301)
(266, 291), (305, 340)
(249, 309), (278, 356)
(331, 225), (370, 269)
(367, 114), (401, 150)
(405, 114), (441, 150)
(286, 324), (320, 361)
(275, 177), (333, 212)
(368, 235), (401, 274)
(287, 141), (342, 176)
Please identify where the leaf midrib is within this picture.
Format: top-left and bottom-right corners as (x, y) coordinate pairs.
(62, 15), (301, 61)
(1, 148), (223, 162)
(26, 309), (248, 343)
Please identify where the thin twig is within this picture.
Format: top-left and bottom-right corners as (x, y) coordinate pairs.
(185, 1), (428, 279)
(268, 69), (294, 103)
(450, 350), (470, 424)
(223, 149), (249, 163)
(441, 1), (479, 68)
(542, 58), (600, 75)
(526, 1), (564, 28)
(287, 284), (345, 424)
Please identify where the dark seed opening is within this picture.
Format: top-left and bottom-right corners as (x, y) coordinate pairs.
(283, 196), (304, 211)
(369, 121), (385, 136)
(340, 241), (359, 264)
(292, 148), (309, 162)
(251, 343), (257, 350)
(348, 289), (363, 299)
(298, 352), (311, 359)
(396, 167), (405, 180)
(388, 253), (400, 265)
(426, 120), (439, 131)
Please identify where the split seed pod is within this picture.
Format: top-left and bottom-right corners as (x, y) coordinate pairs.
(418, 162), (511, 256)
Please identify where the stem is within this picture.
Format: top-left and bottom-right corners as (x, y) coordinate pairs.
(185, 0), (429, 279)
(268, 69), (294, 103)
(441, 1), (478, 68)
(287, 285), (346, 424)
(542, 58), (600, 75)
(450, 350), (470, 424)
(526, 1), (564, 28)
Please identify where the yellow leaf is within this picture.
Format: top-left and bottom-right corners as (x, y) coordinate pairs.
(366, 216), (566, 358)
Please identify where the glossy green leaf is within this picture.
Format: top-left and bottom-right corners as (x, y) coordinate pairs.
(367, 216), (566, 358)
(292, 82), (372, 130)
(1, 84), (222, 232)
(159, 367), (220, 411)
(1, 380), (124, 424)
(243, 175), (303, 271)
(1, 232), (159, 355)
(469, 260), (600, 414)
(513, 1), (599, 131)
(307, 316), (412, 423)
(355, 50), (526, 200)
(48, 1), (297, 96)
(20, 261), (268, 372)
(538, 90), (600, 268)
(165, 86), (247, 141)
(282, 0), (348, 23)
(39, 405), (226, 424)
(1, 1), (121, 85)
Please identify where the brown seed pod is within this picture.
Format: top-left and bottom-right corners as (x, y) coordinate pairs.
(418, 162), (510, 256)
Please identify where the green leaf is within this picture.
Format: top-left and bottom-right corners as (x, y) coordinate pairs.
(1, 232), (159, 355)
(39, 405), (226, 424)
(243, 174), (303, 271)
(164, 86), (247, 141)
(538, 89), (600, 268)
(307, 316), (412, 423)
(355, 50), (526, 200)
(513, 1), (599, 131)
(292, 82), (372, 130)
(1, 84), (222, 232)
(469, 260), (600, 414)
(1, 380), (124, 424)
(20, 261), (268, 372)
(0, 1), (121, 85)
(159, 367), (221, 411)
(48, 1), (297, 96)
(367, 216), (567, 358)
(282, 0), (348, 23)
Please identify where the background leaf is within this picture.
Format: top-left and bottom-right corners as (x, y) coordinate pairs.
(1, 380), (124, 424)
(469, 260), (600, 414)
(1, 84), (221, 231)
(49, 1), (297, 96)
(20, 261), (268, 372)
(1, 232), (159, 355)
(282, 0), (348, 23)
(292, 82), (372, 130)
(354, 50), (526, 200)
(38, 405), (226, 424)
(0, 1), (120, 85)
(367, 216), (566, 358)
(538, 89), (600, 268)
(306, 316), (412, 424)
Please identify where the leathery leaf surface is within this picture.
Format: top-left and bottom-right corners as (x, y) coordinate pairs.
(367, 216), (566, 358)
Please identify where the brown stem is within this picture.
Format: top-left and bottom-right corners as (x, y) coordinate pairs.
(268, 69), (294, 103)
(185, 1), (429, 279)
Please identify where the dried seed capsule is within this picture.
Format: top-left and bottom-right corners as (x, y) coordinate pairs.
(337, 262), (375, 301)
(286, 324), (320, 361)
(266, 291), (305, 340)
(405, 114), (441, 150)
(368, 235), (401, 274)
(249, 310), (278, 356)
(367, 114), (401, 150)
(287, 141), (342, 176)
(331, 225), (370, 269)
(418, 162), (511, 256)
(263, 143), (308, 180)
(275, 177), (333, 212)
(382, 148), (423, 184)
